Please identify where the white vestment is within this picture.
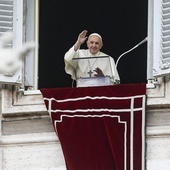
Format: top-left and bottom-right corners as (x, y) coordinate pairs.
(64, 46), (120, 85)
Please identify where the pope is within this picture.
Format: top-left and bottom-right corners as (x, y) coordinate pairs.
(64, 30), (120, 85)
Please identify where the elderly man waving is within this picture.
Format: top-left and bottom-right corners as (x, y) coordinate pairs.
(64, 30), (120, 86)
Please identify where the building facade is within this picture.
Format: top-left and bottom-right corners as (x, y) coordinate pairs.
(1, 0), (170, 169)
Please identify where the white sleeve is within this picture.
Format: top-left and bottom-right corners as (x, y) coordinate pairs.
(64, 46), (78, 79)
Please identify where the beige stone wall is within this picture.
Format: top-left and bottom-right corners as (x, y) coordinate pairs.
(1, 116), (66, 170)
(146, 108), (170, 169)
(1, 79), (170, 169)
(0, 85), (66, 170)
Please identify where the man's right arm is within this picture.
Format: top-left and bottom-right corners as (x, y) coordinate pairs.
(64, 46), (78, 62)
(65, 30), (88, 61)
(74, 41), (82, 51)
(64, 30), (88, 79)
(74, 30), (88, 51)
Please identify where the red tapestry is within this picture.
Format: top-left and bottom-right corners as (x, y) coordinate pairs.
(41, 83), (146, 170)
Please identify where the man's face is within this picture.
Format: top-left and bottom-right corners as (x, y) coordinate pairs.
(87, 35), (103, 55)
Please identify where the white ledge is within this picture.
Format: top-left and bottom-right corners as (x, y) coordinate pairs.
(2, 132), (59, 145)
(24, 90), (42, 95)
(147, 125), (170, 136)
(146, 83), (155, 89)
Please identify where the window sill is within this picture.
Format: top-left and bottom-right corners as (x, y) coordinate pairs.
(1, 85), (47, 116)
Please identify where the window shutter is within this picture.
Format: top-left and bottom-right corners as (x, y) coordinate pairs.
(153, 0), (170, 77)
(0, 0), (23, 84)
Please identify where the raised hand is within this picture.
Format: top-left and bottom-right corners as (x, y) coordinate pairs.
(74, 30), (88, 51)
(77, 30), (88, 44)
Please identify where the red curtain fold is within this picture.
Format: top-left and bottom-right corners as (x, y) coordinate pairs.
(41, 83), (146, 170)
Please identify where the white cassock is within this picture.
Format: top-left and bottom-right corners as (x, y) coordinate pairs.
(64, 46), (120, 85)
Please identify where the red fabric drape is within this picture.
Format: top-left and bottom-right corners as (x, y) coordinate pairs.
(41, 84), (146, 170)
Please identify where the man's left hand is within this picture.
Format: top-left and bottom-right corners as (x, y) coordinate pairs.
(94, 67), (104, 76)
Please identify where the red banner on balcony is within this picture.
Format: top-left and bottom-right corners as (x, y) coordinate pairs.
(41, 84), (146, 170)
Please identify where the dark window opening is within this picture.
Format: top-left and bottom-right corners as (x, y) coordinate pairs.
(39, 0), (148, 89)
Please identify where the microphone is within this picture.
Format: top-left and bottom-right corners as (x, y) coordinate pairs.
(137, 37), (148, 46)
(115, 37), (148, 68)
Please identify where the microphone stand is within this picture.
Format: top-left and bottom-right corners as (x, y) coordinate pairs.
(115, 37), (148, 69)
